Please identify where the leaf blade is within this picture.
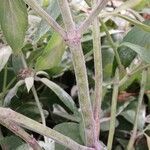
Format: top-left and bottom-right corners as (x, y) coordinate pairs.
(35, 32), (66, 71)
(0, 0), (28, 52)
(0, 46), (12, 72)
(120, 42), (150, 63)
(39, 78), (78, 114)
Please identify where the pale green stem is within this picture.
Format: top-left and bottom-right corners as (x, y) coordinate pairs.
(107, 69), (119, 150)
(116, 14), (150, 32)
(21, 53), (48, 143)
(0, 108), (94, 150)
(2, 65), (7, 92)
(31, 86), (48, 143)
(24, 0), (66, 38)
(127, 69), (147, 150)
(92, 0), (103, 140)
(57, 0), (96, 147)
(99, 19), (124, 72)
(79, 0), (109, 34)
(5, 77), (16, 90)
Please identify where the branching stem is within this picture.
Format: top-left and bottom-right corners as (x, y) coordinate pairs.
(0, 108), (94, 150)
(24, 0), (66, 38)
(79, 0), (109, 34)
(57, 0), (96, 147)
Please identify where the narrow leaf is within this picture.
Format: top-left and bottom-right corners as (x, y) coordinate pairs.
(0, 0), (28, 52)
(116, 20), (150, 67)
(25, 77), (34, 92)
(35, 32), (66, 71)
(120, 42), (150, 63)
(0, 46), (12, 72)
(4, 80), (25, 106)
(39, 78), (78, 114)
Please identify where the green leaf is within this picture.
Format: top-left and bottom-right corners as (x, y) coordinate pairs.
(12, 53), (25, 74)
(35, 32), (66, 71)
(101, 119), (119, 131)
(54, 122), (83, 150)
(0, 0), (28, 53)
(120, 42), (150, 63)
(16, 144), (30, 150)
(121, 102), (146, 130)
(39, 78), (78, 114)
(4, 80), (25, 106)
(16, 102), (48, 121)
(117, 20), (150, 67)
(0, 46), (12, 72)
(0, 135), (24, 150)
(33, 0), (60, 43)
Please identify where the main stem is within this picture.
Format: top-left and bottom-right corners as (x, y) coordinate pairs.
(0, 108), (94, 150)
(92, 0), (103, 140)
(58, 0), (96, 148)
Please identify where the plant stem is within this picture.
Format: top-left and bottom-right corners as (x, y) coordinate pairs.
(0, 108), (94, 150)
(127, 69), (147, 150)
(0, 116), (41, 150)
(20, 53), (49, 143)
(79, 0), (109, 34)
(31, 86), (48, 143)
(2, 65), (7, 92)
(107, 69), (119, 150)
(92, 0), (103, 140)
(58, 0), (96, 147)
(24, 0), (66, 38)
(116, 14), (150, 32)
(99, 19), (124, 72)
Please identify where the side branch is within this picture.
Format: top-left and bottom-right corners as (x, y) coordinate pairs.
(79, 0), (109, 34)
(57, 0), (96, 147)
(0, 117), (41, 150)
(24, 0), (66, 38)
(0, 108), (93, 150)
